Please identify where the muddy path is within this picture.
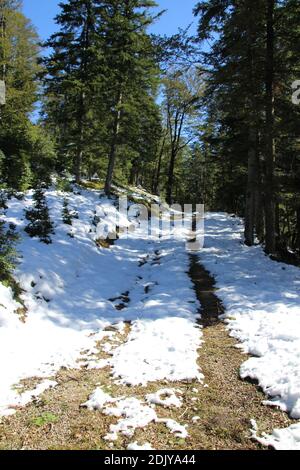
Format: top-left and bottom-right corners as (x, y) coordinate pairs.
(189, 254), (224, 327)
(187, 253), (294, 449)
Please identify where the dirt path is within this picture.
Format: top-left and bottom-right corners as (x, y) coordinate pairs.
(187, 254), (294, 449)
(0, 254), (294, 450)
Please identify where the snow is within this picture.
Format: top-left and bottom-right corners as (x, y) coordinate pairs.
(200, 212), (300, 447)
(250, 419), (300, 450)
(110, 318), (203, 386)
(104, 397), (158, 441)
(1, 380), (57, 417)
(82, 389), (157, 441)
(2, 188), (300, 449)
(0, 283), (20, 328)
(192, 416), (200, 422)
(146, 389), (182, 408)
(157, 418), (189, 439)
(82, 386), (188, 443)
(0, 187), (202, 416)
(127, 442), (154, 450)
(81, 387), (118, 411)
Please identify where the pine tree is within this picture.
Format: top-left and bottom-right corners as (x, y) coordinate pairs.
(42, 1), (161, 191)
(42, 0), (102, 183)
(0, 1), (48, 191)
(194, 0), (300, 259)
(0, 187), (18, 282)
(25, 188), (54, 244)
(99, 0), (160, 195)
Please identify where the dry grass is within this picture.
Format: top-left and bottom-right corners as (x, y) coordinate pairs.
(80, 181), (104, 191)
(0, 319), (295, 451)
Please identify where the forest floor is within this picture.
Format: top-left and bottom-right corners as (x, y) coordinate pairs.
(0, 255), (293, 450)
(0, 186), (300, 450)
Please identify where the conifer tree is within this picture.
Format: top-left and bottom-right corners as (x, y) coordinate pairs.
(0, 0), (41, 189)
(25, 188), (54, 244)
(97, 0), (160, 195)
(194, 0), (300, 258)
(42, 0), (101, 184)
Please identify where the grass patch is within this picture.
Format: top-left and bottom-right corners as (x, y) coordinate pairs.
(80, 181), (104, 191)
(31, 413), (59, 427)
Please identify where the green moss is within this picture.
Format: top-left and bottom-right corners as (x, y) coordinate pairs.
(30, 412), (59, 427)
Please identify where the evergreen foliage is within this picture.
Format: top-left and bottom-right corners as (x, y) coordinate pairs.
(25, 188), (54, 244)
(0, 190), (19, 282)
(193, 0), (300, 259)
(62, 198), (78, 225)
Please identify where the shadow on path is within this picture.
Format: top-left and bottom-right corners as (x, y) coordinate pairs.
(189, 254), (224, 327)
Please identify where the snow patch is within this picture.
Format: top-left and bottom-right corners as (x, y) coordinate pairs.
(110, 318), (203, 386)
(250, 419), (300, 450)
(104, 397), (157, 441)
(1, 187), (202, 415)
(157, 418), (189, 439)
(146, 389), (182, 408)
(127, 442), (154, 450)
(82, 387), (189, 443)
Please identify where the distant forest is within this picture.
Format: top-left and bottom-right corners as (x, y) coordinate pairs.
(1, 0), (300, 260)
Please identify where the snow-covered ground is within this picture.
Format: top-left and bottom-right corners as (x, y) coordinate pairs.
(200, 212), (300, 450)
(0, 187), (202, 419)
(1, 188), (300, 450)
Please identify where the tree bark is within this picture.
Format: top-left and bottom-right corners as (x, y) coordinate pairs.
(0, 1), (7, 82)
(264, 0), (276, 254)
(153, 135), (166, 194)
(244, 1), (261, 246)
(296, 206), (300, 253)
(245, 127), (257, 246)
(75, 90), (85, 184)
(254, 149), (264, 243)
(74, 3), (93, 184)
(166, 104), (185, 205)
(105, 90), (122, 196)
(166, 148), (176, 205)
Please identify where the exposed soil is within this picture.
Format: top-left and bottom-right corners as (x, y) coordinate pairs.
(189, 254), (224, 327)
(0, 253), (295, 450)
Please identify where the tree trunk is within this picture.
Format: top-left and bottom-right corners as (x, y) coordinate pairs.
(264, 0), (276, 254)
(0, 2), (7, 117)
(166, 148), (176, 205)
(153, 136), (165, 194)
(275, 200), (281, 248)
(0, 2), (6, 82)
(244, 1), (260, 246)
(75, 90), (85, 184)
(255, 151), (264, 243)
(296, 206), (300, 253)
(105, 90), (122, 196)
(245, 127), (257, 246)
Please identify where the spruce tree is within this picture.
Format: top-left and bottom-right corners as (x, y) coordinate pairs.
(0, 1), (41, 190)
(99, 0), (160, 195)
(0, 187), (18, 282)
(25, 188), (54, 244)
(42, 0), (102, 183)
(194, 0), (300, 258)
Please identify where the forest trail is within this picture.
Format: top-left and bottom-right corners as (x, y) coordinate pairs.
(187, 255), (294, 449)
(0, 250), (293, 450)
(1, 190), (300, 450)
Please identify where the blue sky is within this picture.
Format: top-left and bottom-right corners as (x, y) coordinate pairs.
(22, 0), (198, 41)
